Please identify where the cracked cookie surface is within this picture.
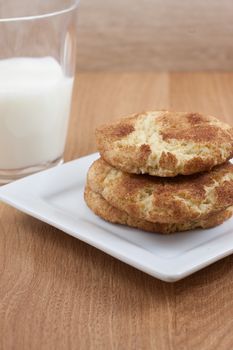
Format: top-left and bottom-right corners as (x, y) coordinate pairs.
(84, 186), (233, 234)
(96, 111), (233, 176)
(87, 158), (233, 224)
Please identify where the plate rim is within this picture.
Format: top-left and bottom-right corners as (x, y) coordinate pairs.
(1, 152), (233, 282)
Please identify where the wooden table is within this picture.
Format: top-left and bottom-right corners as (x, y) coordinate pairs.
(1, 72), (233, 350)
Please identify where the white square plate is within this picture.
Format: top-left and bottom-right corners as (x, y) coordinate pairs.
(1, 153), (233, 282)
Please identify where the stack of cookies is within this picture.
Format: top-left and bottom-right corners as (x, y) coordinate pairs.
(84, 111), (233, 234)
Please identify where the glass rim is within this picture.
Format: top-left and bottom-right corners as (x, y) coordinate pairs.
(0, 0), (79, 23)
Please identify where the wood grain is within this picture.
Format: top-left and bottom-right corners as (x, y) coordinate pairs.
(1, 72), (233, 350)
(76, 0), (233, 71)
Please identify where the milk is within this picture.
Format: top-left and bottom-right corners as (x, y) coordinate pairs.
(0, 57), (73, 169)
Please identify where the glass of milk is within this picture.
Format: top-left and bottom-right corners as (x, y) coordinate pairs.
(0, 0), (78, 184)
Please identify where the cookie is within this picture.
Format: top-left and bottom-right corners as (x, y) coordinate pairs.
(96, 111), (233, 176)
(87, 158), (233, 224)
(84, 186), (233, 234)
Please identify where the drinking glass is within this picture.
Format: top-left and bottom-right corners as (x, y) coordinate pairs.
(0, 0), (78, 184)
